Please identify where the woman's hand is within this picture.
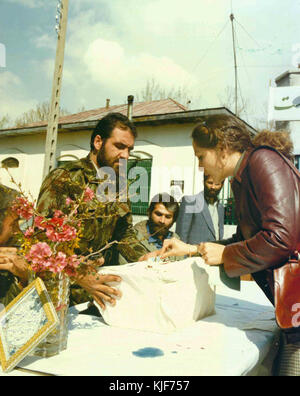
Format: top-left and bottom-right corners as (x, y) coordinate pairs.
(0, 247), (29, 285)
(198, 243), (225, 266)
(160, 238), (197, 259)
(138, 250), (162, 262)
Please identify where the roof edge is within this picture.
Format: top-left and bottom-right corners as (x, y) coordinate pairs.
(0, 107), (257, 138)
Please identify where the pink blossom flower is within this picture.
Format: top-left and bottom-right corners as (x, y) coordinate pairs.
(12, 197), (34, 220)
(45, 226), (57, 241)
(34, 216), (46, 230)
(48, 252), (68, 273)
(48, 216), (64, 228)
(65, 197), (74, 206)
(26, 242), (53, 272)
(45, 224), (77, 242)
(64, 255), (81, 277)
(83, 187), (95, 202)
(24, 227), (34, 238)
(53, 210), (64, 218)
(27, 242), (52, 261)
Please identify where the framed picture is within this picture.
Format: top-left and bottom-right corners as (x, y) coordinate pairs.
(0, 277), (58, 373)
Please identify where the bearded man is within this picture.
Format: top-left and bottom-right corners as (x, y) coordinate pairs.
(119, 193), (182, 264)
(37, 112), (149, 308)
(176, 174), (224, 244)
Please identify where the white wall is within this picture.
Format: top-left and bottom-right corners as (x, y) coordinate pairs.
(0, 131), (90, 199)
(0, 122), (233, 203)
(134, 123), (203, 201)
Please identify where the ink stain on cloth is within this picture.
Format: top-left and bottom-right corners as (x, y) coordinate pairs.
(132, 347), (164, 358)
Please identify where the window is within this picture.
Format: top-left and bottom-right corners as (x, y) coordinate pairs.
(1, 157), (19, 169)
(56, 154), (79, 168)
(127, 158), (152, 215)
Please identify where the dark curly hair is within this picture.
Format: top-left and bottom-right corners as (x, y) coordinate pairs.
(148, 193), (179, 222)
(192, 114), (294, 160)
(90, 112), (137, 152)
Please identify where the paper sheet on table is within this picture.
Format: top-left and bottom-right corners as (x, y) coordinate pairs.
(96, 257), (216, 334)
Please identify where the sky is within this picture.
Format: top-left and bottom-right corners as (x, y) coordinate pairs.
(0, 0), (300, 129)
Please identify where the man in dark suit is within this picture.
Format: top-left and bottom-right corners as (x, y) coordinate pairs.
(176, 175), (224, 244)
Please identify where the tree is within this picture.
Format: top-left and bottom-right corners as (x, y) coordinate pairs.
(218, 85), (275, 130)
(0, 114), (11, 129)
(218, 85), (250, 118)
(135, 78), (198, 108)
(14, 101), (70, 128)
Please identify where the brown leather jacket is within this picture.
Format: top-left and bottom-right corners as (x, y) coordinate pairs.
(222, 146), (300, 306)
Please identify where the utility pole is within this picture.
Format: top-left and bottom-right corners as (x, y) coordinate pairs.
(43, 0), (69, 179)
(230, 13), (238, 115)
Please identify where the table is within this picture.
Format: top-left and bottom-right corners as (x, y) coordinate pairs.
(1, 281), (280, 376)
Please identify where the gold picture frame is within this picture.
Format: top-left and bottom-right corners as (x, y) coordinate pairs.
(0, 277), (58, 373)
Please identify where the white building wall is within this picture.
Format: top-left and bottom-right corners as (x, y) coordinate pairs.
(0, 123), (205, 200)
(0, 123), (236, 237)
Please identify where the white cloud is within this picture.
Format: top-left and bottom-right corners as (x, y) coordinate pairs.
(81, 38), (197, 97)
(0, 71), (37, 119)
(34, 33), (56, 50)
(5, 0), (45, 8)
(9, 0), (299, 125)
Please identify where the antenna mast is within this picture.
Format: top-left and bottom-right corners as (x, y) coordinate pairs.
(230, 13), (238, 115)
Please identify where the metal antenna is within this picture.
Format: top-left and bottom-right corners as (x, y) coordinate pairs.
(230, 13), (238, 115)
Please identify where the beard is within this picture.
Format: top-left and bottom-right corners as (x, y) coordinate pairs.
(148, 219), (169, 238)
(204, 186), (222, 203)
(96, 145), (127, 177)
(96, 144), (115, 169)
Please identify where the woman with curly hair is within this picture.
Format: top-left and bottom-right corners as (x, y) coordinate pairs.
(155, 114), (300, 376)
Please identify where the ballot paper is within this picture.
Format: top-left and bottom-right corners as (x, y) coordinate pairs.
(96, 257), (216, 334)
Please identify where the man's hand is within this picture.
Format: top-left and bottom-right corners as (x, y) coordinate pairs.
(75, 266), (122, 310)
(198, 242), (224, 265)
(0, 247), (28, 285)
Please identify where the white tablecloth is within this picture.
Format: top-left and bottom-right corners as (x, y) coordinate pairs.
(0, 281), (280, 376)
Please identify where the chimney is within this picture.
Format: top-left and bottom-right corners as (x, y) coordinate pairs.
(106, 98), (110, 109)
(127, 95), (134, 121)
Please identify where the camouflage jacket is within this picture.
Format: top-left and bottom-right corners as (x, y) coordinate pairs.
(37, 155), (148, 265)
(37, 156), (150, 305)
(0, 184), (22, 307)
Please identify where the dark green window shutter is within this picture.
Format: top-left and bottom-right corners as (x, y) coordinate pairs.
(127, 158), (152, 215)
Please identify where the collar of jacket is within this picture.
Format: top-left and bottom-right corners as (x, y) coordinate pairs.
(62, 154), (102, 185)
(231, 148), (253, 184)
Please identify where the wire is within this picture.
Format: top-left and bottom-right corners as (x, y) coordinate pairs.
(192, 20), (230, 74)
(235, 25), (252, 86)
(234, 18), (262, 50)
(237, 65), (290, 68)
